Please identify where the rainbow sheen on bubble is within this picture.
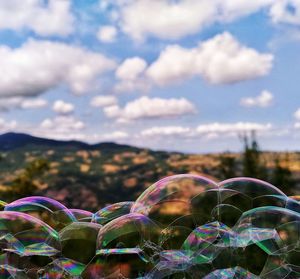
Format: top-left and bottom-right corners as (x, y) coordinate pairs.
(1, 175), (300, 278)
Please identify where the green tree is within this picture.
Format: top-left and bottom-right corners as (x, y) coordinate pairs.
(7, 158), (50, 200)
(241, 131), (268, 180)
(218, 152), (237, 179)
(271, 155), (294, 195)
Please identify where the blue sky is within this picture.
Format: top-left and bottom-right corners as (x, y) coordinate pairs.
(0, 0), (299, 153)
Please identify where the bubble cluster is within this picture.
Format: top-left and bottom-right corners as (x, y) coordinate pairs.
(1, 174), (300, 278)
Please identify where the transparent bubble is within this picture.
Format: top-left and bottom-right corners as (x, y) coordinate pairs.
(59, 222), (102, 266)
(131, 174), (219, 227)
(83, 213), (160, 278)
(4, 196), (76, 230)
(92, 201), (134, 225)
(69, 209), (93, 222)
(0, 174), (300, 278)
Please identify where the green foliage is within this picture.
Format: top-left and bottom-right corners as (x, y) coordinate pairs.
(241, 131), (268, 180)
(3, 158), (49, 201)
(271, 156), (294, 195)
(218, 153), (237, 179)
(217, 132), (295, 194)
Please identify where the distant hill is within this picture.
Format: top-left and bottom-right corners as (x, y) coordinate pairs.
(0, 132), (138, 152)
(0, 132), (299, 211)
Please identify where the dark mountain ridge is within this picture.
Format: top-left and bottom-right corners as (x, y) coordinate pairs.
(0, 132), (137, 152)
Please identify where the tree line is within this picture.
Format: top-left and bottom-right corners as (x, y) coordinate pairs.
(218, 131), (294, 195)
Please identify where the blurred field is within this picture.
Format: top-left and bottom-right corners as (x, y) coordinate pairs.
(0, 133), (299, 211)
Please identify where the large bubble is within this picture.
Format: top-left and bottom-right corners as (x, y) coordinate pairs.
(1, 174), (300, 278)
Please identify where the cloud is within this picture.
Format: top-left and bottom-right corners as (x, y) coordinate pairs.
(219, 0), (273, 21)
(0, 0), (74, 36)
(40, 116), (85, 131)
(0, 118), (17, 133)
(294, 108), (300, 120)
(141, 126), (190, 137)
(113, 0), (287, 41)
(118, 0), (218, 41)
(240, 90), (274, 107)
(270, 0), (300, 25)
(0, 97), (48, 111)
(294, 122), (300, 129)
(97, 25), (118, 43)
(146, 32), (273, 86)
(0, 97), (24, 111)
(114, 56), (150, 93)
(140, 122), (272, 140)
(116, 57), (147, 80)
(104, 96), (196, 122)
(101, 131), (129, 140)
(52, 100), (74, 115)
(20, 98), (48, 109)
(0, 40), (116, 98)
(196, 122), (272, 135)
(90, 95), (118, 108)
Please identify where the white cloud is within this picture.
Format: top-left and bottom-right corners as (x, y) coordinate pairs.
(294, 122), (300, 129)
(196, 122), (272, 136)
(220, 0), (273, 21)
(140, 122), (272, 139)
(0, 40), (116, 98)
(40, 116), (85, 131)
(101, 131), (129, 140)
(141, 126), (190, 137)
(7, 116), (86, 141)
(294, 108), (300, 120)
(118, 0), (218, 41)
(104, 96), (196, 122)
(113, 0), (286, 41)
(116, 57), (147, 80)
(0, 118), (17, 133)
(115, 57), (150, 93)
(52, 100), (74, 115)
(97, 25), (118, 43)
(146, 32), (273, 86)
(270, 0), (300, 25)
(0, 97), (48, 111)
(0, 0), (74, 36)
(20, 98), (48, 109)
(240, 90), (274, 107)
(90, 95), (118, 108)
(0, 97), (23, 111)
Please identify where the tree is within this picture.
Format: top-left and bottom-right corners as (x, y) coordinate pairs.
(241, 131), (268, 180)
(5, 158), (50, 201)
(218, 152), (237, 179)
(271, 155), (294, 195)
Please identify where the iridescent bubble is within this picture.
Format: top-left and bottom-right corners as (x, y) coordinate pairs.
(4, 196), (76, 230)
(0, 174), (300, 278)
(0, 200), (7, 210)
(92, 201), (134, 225)
(85, 213), (160, 278)
(69, 209), (93, 222)
(59, 222), (102, 266)
(0, 211), (60, 276)
(131, 174), (219, 227)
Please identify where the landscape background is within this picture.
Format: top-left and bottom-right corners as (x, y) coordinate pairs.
(0, 1), (299, 210)
(1, 132), (299, 211)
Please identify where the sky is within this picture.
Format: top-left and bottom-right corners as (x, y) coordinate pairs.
(0, 0), (299, 153)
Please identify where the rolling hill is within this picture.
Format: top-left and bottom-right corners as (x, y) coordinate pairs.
(0, 132), (299, 211)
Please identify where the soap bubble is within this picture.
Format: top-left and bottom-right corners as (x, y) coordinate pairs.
(69, 209), (93, 222)
(60, 222), (102, 266)
(92, 201), (134, 225)
(4, 196), (76, 230)
(88, 213), (160, 278)
(131, 174), (219, 227)
(1, 174), (300, 278)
